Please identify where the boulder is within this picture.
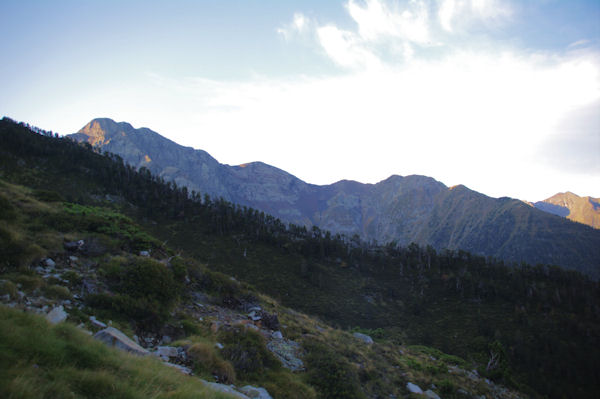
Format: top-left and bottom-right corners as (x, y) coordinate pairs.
(94, 327), (149, 356)
(353, 332), (374, 344)
(267, 339), (304, 372)
(271, 331), (283, 340)
(89, 315), (107, 329)
(239, 385), (273, 399)
(406, 382), (423, 394)
(46, 305), (67, 324)
(44, 258), (56, 268)
(200, 381), (249, 399)
(155, 346), (179, 359)
(139, 250), (150, 257)
(64, 240), (84, 251)
(425, 389), (441, 399)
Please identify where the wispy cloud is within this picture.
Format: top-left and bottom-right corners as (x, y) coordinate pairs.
(139, 0), (599, 200)
(277, 13), (311, 41)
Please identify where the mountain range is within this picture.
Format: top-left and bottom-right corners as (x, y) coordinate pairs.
(2, 116), (599, 398)
(70, 118), (600, 278)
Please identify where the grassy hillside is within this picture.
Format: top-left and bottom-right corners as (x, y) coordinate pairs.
(0, 306), (232, 399)
(1, 117), (599, 398)
(0, 176), (526, 399)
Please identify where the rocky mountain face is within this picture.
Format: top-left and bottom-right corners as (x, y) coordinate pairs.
(534, 192), (600, 229)
(70, 118), (600, 276)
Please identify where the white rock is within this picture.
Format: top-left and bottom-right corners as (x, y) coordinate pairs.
(239, 385), (273, 399)
(94, 327), (149, 356)
(425, 389), (441, 399)
(271, 331), (283, 340)
(155, 346), (179, 358)
(406, 382), (423, 394)
(89, 316), (107, 328)
(200, 381), (249, 398)
(353, 332), (374, 344)
(139, 250), (150, 257)
(46, 305), (67, 324)
(215, 342), (224, 349)
(44, 258), (56, 268)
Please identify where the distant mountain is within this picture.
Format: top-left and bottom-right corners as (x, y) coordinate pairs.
(70, 118), (600, 277)
(534, 192), (600, 229)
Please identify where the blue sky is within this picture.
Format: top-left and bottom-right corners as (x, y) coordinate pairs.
(1, 0), (599, 200)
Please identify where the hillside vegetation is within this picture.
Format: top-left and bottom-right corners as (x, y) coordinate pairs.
(0, 169), (521, 399)
(1, 117), (599, 398)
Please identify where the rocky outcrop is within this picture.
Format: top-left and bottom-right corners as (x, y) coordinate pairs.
(94, 327), (149, 356)
(266, 338), (305, 372)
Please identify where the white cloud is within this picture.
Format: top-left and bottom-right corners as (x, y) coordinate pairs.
(50, 0), (598, 200)
(316, 25), (382, 69)
(439, 0), (512, 32)
(133, 45), (599, 200)
(277, 12), (310, 41)
(346, 0), (431, 44)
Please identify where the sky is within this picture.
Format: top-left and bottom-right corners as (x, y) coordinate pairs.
(1, 0), (599, 201)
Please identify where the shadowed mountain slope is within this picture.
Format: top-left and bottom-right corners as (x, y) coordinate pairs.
(70, 118), (600, 278)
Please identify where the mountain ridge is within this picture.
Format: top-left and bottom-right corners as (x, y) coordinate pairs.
(533, 191), (600, 228)
(69, 118), (600, 278)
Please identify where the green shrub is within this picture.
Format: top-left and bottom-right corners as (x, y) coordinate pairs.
(437, 378), (455, 395)
(219, 328), (280, 379)
(43, 284), (71, 299)
(86, 293), (168, 329)
(188, 341), (236, 384)
(13, 274), (44, 292)
(33, 189), (64, 202)
(0, 227), (42, 270)
(181, 319), (202, 336)
(0, 280), (18, 299)
(304, 340), (365, 399)
(62, 270), (83, 286)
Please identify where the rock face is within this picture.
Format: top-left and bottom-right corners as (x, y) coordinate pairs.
(93, 327), (149, 356)
(70, 118), (600, 278)
(266, 338), (305, 372)
(535, 191), (600, 229)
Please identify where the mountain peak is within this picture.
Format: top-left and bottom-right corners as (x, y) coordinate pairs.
(535, 191), (600, 228)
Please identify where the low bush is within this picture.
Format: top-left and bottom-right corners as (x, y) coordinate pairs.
(187, 341), (236, 384)
(219, 328), (280, 379)
(43, 284), (71, 300)
(304, 340), (365, 399)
